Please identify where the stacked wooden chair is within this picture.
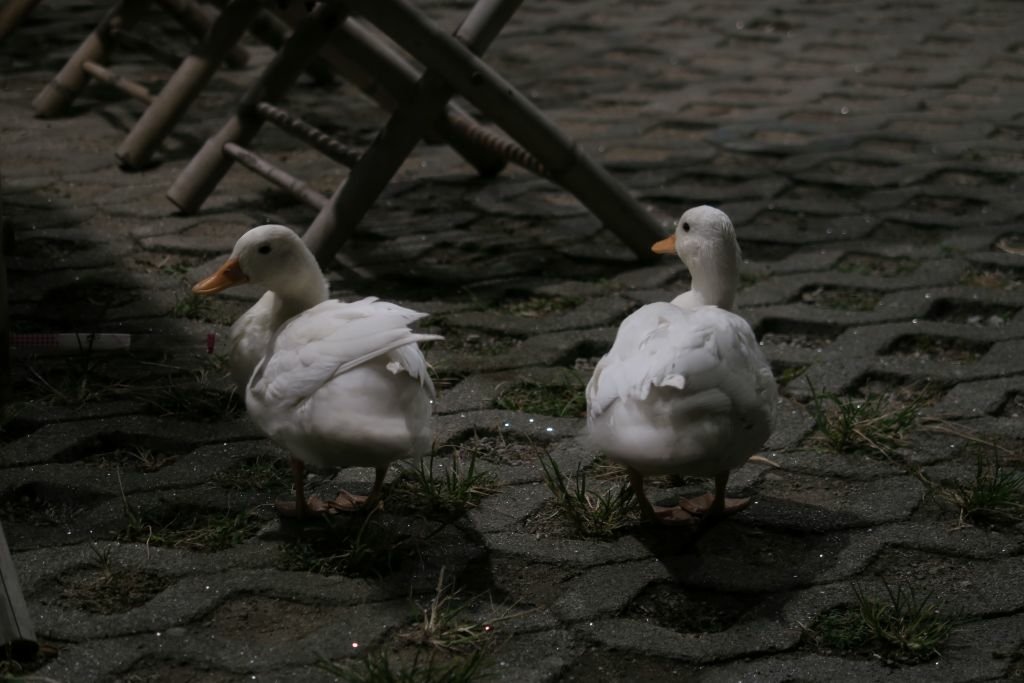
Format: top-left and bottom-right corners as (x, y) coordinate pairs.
(31, 0), (253, 118)
(166, 0), (668, 261)
(23, 0), (667, 260)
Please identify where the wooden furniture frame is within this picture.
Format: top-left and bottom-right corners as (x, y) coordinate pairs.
(168, 0), (666, 261)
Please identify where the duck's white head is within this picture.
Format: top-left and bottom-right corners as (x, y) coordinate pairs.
(651, 205), (741, 310)
(192, 224), (328, 305)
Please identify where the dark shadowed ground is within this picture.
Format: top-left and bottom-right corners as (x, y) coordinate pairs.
(2, 1), (1024, 681)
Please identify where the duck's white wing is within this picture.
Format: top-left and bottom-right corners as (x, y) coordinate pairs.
(586, 302), (775, 421)
(249, 298), (441, 404)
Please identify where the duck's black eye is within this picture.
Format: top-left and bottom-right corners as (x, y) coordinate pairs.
(257, 244), (272, 255)
(682, 222), (691, 232)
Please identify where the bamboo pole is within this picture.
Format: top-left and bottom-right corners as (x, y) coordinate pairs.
(247, 8), (335, 85)
(323, 17), (507, 174)
(222, 142), (329, 210)
(32, 0), (154, 117)
(117, 0), (265, 168)
(166, 1), (346, 214)
(81, 60), (153, 104)
(303, 0), (523, 262)
(338, 0), (666, 259)
(154, 0), (249, 67)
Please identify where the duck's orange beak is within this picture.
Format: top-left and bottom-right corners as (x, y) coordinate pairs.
(192, 258), (248, 294)
(651, 234), (676, 255)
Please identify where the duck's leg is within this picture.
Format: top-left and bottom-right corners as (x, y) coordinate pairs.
(328, 465), (388, 512)
(363, 465), (388, 510)
(275, 456), (324, 518)
(678, 471), (750, 519)
(629, 468), (657, 520)
(628, 468), (695, 525)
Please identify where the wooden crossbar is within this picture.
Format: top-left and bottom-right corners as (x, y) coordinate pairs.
(222, 142), (329, 210)
(254, 101), (362, 168)
(81, 60), (153, 104)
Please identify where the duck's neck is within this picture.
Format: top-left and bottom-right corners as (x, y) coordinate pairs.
(677, 246), (740, 311)
(268, 267), (330, 328)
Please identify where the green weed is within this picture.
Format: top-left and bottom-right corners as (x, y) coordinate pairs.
(854, 582), (955, 662)
(800, 285), (881, 311)
(940, 454), (1024, 524)
(171, 291), (213, 320)
(391, 452), (498, 515)
(806, 380), (921, 456)
(400, 568), (503, 653)
(501, 295), (579, 318)
(318, 648), (488, 683)
(131, 367), (242, 421)
(215, 454), (291, 492)
(53, 544), (170, 614)
(807, 582), (955, 663)
(118, 493), (261, 553)
(93, 446), (176, 473)
(494, 373), (586, 418)
(539, 455), (636, 538)
(277, 512), (406, 577)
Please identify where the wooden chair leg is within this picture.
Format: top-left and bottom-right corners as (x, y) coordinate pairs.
(0, 0), (43, 42)
(323, 17), (506, 176)
(166, 1), (347, 214)
(343, 0), (667, 259)
(32, 0), (153, 117)
(154, 0), (249, 68)
(247, 8), (335, 85)
(116, 0), (264, 168)
(303, 0), (522, 262)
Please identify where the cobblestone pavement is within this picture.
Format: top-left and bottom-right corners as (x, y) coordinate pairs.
(3, 1), (1024, 681)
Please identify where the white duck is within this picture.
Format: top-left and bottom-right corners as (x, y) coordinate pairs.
(192, 224), (440, 517)
(586, 206), (776, 524)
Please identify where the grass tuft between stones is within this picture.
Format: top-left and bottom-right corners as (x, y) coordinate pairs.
(938, 453), (1024, 525)
(277, 512), (407, 578)
(318, 648), (489, 683)
(500, 294), (580, 318)
(25, 358), (242, 421)
(805, 582), (955, 664)
(494, 373), (587, 418)
(50, 545), (170, 614)
(214, 453), (292, 492)
(399, 567), (513, 654)
(538, 454), (637, 538)
(171, 290), (214, 320)
(119, 505), (262, 553)
(806, 380), (922, 457)
(389, 451), (499, 515)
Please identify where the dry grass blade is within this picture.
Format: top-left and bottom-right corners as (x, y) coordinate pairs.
(806, 379), (922, 456)
(921, 418), (1016, 456)
(400, 567), (522, 654)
